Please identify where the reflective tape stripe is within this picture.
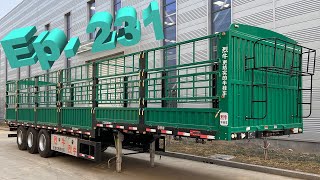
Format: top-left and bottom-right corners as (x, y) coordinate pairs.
(166, 130), (172, 134)
(87, 155), (95, 160)
(129, 127), (137, 131)
(178, 132), (190, 136)
(96, 124), (103, 127)
(116, 125), (124, 129)
(84, 132), (90, 135)
(79, 153), (85, 157)
(79, 153), (94, 160)
(146, 128), (156, 133)
(200, 135), (215, 139)
(105, 125), (113, 128)
(161, 130), (172, 135)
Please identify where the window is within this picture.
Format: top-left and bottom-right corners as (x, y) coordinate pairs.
(212, 0), (231, 33)
(113, 0), (121, 31)
(44, 24), (50, 72)
(163, 0), (177, 67)
(45, 24), (50, 31)
(163, 0), (177, 108)
(65, 13), (71, 40)
(88, 0), (96, 39)
(65, 13), (71, 69)
(163, 0), (176, 46)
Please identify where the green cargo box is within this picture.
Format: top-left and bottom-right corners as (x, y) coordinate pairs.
(6, 24), (316, 140)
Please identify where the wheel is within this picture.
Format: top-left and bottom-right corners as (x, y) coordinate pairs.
(27, 128), (39, 154)
(38, 129), (53, 158)
(17, 126), (27, 150)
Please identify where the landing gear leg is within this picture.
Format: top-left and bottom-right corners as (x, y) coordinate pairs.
(263, 137), (270, 160)
(150, 140), (155, 168)
(114, 131), (124, 173)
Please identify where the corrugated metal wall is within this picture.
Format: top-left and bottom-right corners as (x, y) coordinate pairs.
(233, 0), (320, 137)
(0, 49), (6, 118)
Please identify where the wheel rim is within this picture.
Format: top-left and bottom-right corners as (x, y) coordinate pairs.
(27, 132), (33, 148)
(17, 130), (23, 145)
(39, 134), (46, 151)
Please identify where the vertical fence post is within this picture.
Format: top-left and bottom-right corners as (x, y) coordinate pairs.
(161, 71), (166, 107)
(139, 52), (147, 127)
(212, 64), (219, 108)
(34, 76), (39, 125)
(57, 70), (63, 129)
(5, 84), (8, 120)
(70, 84), (74, 107)
(91, 62), (98, 137)
(15, 81), (19, 123)
(123, 76), (128, 107)
(150, 140), (155, 167)
(45, 73), (49, 107)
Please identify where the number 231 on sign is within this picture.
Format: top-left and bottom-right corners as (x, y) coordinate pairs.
(0, 1), (164, 71)
(87, 1), (164, 52)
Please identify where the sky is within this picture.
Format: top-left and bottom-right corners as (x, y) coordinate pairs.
(0, 0), (23, 19)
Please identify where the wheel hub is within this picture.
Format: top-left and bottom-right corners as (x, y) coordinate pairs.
(17, 130), (23, 145)
(39, 134), (46, 151)
(27, 132), (33, 148)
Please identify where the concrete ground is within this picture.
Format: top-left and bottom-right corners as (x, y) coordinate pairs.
(0, 130), (297, 180)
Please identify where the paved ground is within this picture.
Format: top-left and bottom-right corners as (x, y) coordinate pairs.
(0, 130), (298, 180)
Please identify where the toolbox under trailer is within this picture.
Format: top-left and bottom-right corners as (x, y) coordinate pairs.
(5, 24), (316, 172)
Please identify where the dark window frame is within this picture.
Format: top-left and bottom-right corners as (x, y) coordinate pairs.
(65, 12), (71, 40)
(212, 0), (231, 13)
(45, 24), (50, 31)
(113, 0), (121, 31)
(163, 0), (177, 46)
(88, 0), (96, 40)
(162, 0), (177, 108)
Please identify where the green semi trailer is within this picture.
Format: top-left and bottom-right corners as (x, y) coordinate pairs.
(5, 24), (316, 172)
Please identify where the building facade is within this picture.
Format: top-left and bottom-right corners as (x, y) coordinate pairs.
(0, 0), (319, 139)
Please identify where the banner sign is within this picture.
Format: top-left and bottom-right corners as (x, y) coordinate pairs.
(0, 1), (163, 70)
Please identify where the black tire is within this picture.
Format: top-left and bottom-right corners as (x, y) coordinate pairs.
(17, 126), (27, 150)
(27, 128), (39, 154)
(38, 129), (53, 158)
